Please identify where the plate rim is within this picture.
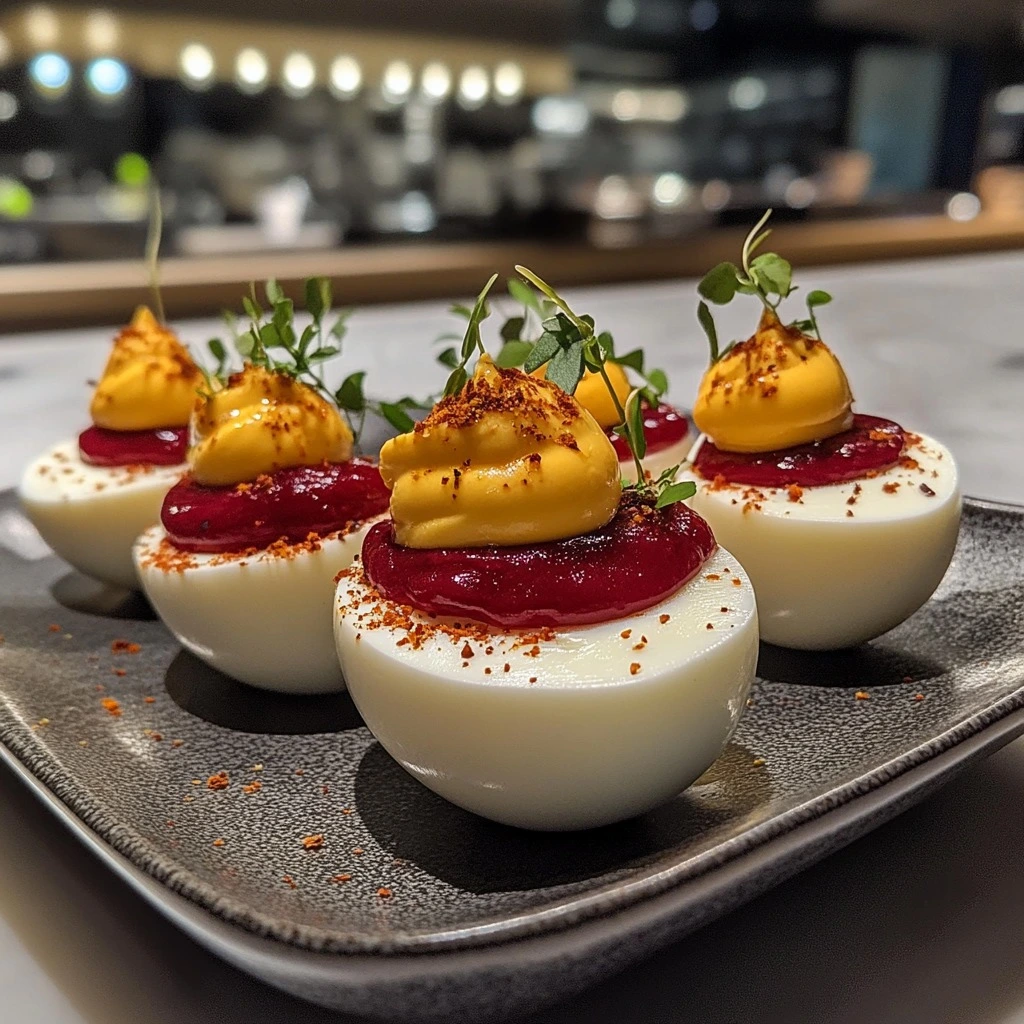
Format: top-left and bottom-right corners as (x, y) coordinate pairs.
(0, 495), (1022, 957)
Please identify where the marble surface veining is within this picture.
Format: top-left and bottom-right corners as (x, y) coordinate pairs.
(1, 250), (1022, 502)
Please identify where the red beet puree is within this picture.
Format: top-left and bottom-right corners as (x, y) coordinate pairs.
(607, 402), (690, 461)
(79, 426), (187, 467)
(162, 460), (390, 553)
(362, 496), (716, 629)
(695, 414), (904, 488)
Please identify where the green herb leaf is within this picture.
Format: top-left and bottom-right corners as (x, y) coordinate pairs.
(546, 339), (584, 394)
(655, 480), (696, 508)
(336, 371), (366, 411)
(495, 339), (534, 368)
(612, 348), (645, 373)
(625, 390), (647, 459)
(523, 331), (560, 373)
(443, 366), (468, 397)
(500, 315), (525, 342)
(697, 300), (720, 363)
(750, 252), (792, 298)
(507, 277), (542, 314)
(807, 289), (832, 308)
(646, 368), (668, 396)
(437, 347), (460, 369)
(378, 402), (416, 433)
(305, 278), (331, 321)
(698, 262), (741, 305)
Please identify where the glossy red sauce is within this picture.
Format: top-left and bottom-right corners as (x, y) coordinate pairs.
(78, 426), (188, 467)
(694, 414), (905, 488)
(162, 460), (390, 553)
(607, 402), (690, 462)
(363, 496), (716, 629)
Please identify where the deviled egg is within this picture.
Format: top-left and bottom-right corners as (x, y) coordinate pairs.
(336, 335), (757, 830)
(19, 307), (198, 589)
(679, 215), (961, 650)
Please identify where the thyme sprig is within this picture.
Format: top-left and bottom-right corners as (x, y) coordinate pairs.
(511, 266), (694, 508)
(212, 278), (424, 438)
(696, 209), (833, 364)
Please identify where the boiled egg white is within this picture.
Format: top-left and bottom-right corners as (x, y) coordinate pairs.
(19, 440), (183, 589)
(135, 518), (384, 694)
(679, 431), (961, 650)
(334, 545), (758, 830)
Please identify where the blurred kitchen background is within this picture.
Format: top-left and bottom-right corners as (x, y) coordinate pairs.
(1, 0), (1024, 323)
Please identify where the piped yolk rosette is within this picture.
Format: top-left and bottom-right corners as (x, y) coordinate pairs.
(333, 356), (759, 831)
(18, 306), (201, 589)
(132, 365), (390, 694)
(680, 307), (962, 651)
(80, 305), (200, 466)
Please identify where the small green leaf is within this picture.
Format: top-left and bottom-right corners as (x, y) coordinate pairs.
(507, 277), (541, 314)
(655, 480), (696, 508)
(625, 390), (647, 459)
(523, 331), (560, 373)
(495, 339), (534, 368)
(500, 316), (525, 342)
(306, 346), (340, 362)
(807, 289), (832, 308)
(646, 368), (668, 396)
(305, 277), (331, 321)
(336, 371), (366, 411)
(750, 253), (792, 298)
(437, 347), (460, 369)
(697, 300), (720, 363)
(235, 330), (257, 358)
(546, 340), (584, 395)
(698, 262), (741, 305)
(265, 279), (284, 305)
(443, 366), (468, 397)
(612, 348), (645, 373)
(378, 402), (416, 433)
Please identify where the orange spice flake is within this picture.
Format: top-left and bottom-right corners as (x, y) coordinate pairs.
(302, 834), (325, 851)
(100, 697), (122, 717)
(207, 771), (230, 791)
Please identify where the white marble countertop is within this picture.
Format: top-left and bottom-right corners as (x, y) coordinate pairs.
(2, 251), (1024, 1023)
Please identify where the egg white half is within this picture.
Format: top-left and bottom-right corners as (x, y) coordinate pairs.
(135, 518), (383, 694)
(679, 430), (961, 650)
(334, 545), (758, 831)
(19, 439), (183, 589)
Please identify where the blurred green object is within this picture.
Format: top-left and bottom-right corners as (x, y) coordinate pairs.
(115, 152), (151, 189)
(0, 178), (33, 219)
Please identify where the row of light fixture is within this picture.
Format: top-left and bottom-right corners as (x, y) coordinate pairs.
(180, 44), (525, 107)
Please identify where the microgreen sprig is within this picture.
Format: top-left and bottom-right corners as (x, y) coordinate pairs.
(212, 278), (425, 439)
(511, 266), (694, 508)
(696, 209), (833, 364)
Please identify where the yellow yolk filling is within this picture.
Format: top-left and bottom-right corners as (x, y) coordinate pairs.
(89, 306), (200, 431)
(190, 365), (353, 486)
(693, 309), (854, 453)
(380, 356), (622, 548)
(532, 362), (631, 429)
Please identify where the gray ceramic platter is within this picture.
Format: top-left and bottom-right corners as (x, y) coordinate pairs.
(1, 489), (1024, 1023)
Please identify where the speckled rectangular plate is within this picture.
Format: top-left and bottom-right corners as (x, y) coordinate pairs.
(1, 489), (1023, 1023)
